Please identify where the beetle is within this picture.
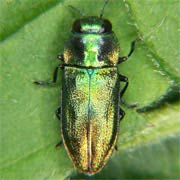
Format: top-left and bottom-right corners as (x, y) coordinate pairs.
(35, 0), (136, 175)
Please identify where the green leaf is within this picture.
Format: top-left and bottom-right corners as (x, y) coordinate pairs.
(125, 0), (180, 82)
(0, 0), (179, 179)
(0, 0), (64, 41)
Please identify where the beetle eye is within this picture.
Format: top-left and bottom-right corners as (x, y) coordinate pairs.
(101, 19), (112, 33)
(72, 20), (82, 33)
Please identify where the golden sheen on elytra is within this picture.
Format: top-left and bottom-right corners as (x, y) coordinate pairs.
(35, 1), (136, 175)
(61, 15), (122, 175)
(62, 67), (119, 174)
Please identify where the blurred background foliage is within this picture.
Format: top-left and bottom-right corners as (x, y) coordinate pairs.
(0, 0), (179, 179)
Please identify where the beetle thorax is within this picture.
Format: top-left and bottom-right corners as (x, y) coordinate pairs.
(83, 34), (106, 67)
(64, 32), (119, 67)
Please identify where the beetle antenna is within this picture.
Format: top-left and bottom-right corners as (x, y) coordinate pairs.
(99, 0), (109, 18)
(68, 5), (85, 17)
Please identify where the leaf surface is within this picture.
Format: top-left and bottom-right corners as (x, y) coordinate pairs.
(0, 0), (179, 179)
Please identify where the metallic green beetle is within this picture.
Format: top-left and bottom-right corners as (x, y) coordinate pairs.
(35, 0), (135, 175)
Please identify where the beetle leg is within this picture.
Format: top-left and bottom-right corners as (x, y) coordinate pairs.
(119, 107), (125, 120)
(34, 54), (64, 85)
(34, 64), (63, 85)
(56, 140), (63, 148)
(118, 40), (136, 64)
(56, 106), (61, 120)
(119, 74), (128, 98)
(115, 145), (118, 151)
(119, 74), (138, 109)
(57, 54), (64, 62)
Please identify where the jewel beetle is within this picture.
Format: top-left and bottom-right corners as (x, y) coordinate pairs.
(35, 0), (136, 175)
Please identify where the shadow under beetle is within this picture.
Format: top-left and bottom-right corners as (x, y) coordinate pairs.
(35, 0), (136, 176)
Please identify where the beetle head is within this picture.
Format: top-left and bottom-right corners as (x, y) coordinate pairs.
(72, 16), (112, 34)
